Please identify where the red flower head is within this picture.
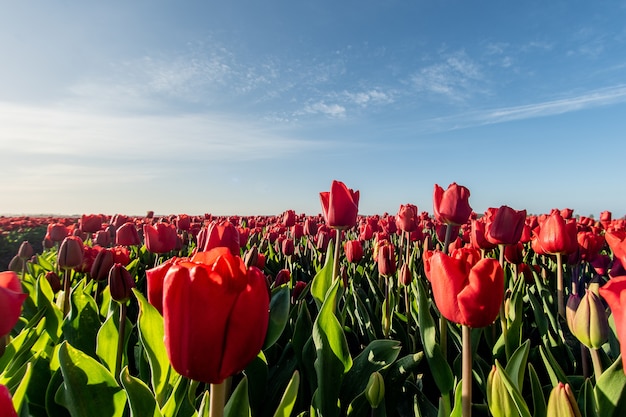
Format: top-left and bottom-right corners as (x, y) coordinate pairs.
(163, 248), (270, 384)
(0, 384), (18, 417)
(282, 210), (296, 227)
(0, 272), (28, 338)
(606, 230), (626, 267)
(176, 214), (191, 232)
(143, 223), (178, 254)
(47, 222), (69, 242)
(469, 219), (497, 251)
(485, 205), (527, 246)
(57, 236), (84, 269)
(319, 180), (360, 230)
(396, 204), (419, 233)
(202, 221), (240, 256)
(376, 240), (397, 277)
(116, 222), (141, 246)
(80, 214), (103, 233)
(537, 211), (578, 255)
(344, 239), (364, 264)
(433, 183), (472, 226)
(424, 247), (504, 328)
(599, 275), (626, 373)
(146, 257), (183, 314)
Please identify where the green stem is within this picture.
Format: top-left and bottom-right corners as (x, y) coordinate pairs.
(210, 381), (226, 417)
(556, 253), (564, 318)
(115, 303), (127, 381)
(590, 348), (603, 382)
(498, 245), (509, 359)
(63, 268), (72, 316)
(332, 228), (342, 284)
(462, 325), (472, 417)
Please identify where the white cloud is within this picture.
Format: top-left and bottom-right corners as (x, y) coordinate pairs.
(301, 101), (346, 118)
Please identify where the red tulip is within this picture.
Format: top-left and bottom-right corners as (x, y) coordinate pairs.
(469, 219), (497, 251)
(57, 236), (84, 269)
(433, 183), (472, 226)
(376, 240), (397, 277)
(90, 248), (115, 281)
(396, 204), (419, 233)
(0, 272), (28, 338)
(275, 269), (291, 286)
(577, 231), (605, 261)
(47, 223), (69, 242)
(108, 264), (135, 303)
(0, 385), (17, 417)
(485, 205), (527, 246)
(143, 223), (178, 254)
(605, 230), (626, 267)
(599, 275), (626, 373)
(537, 211), (578, 255)
(176, 214), (191, 232)
(282, 210), (296, 227)
(201, 221), (240, 256)
(116, 222), (141, 246)
(319, 180), (360, 229)
(163, 248), (269, 384)
(80, 214), (103, 233)
(424, 247), (503, 328)
(504, 242), (524, 265)
(344, 240), (364, 263)
(146, 257), (183, 314)
(281, 238), (295, 257)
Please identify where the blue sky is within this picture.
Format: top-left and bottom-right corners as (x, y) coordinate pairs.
(2, 1), (626, 218)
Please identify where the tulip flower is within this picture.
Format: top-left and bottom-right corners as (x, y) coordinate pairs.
(281, 238), (295, 257)
(396, 204), (419, 233)
(344, 240), (364, 264)
(17, 241), (34, 260)
(469, 219), (497, 251)
(319, 180), (360, 230)
(546, 382), (582, 417)
(605, 230), (626, 267)
(424, 247), (504, 328)
(201, 221), (240, 256)
(90, 248), (115, 281)
(146, 257), (183, 314)
(162, 247), (269, 384)
(57, 236), (84, 269)
(80, 214), (103, 233)
(0, 272), (27, 338)
(433, 183), (472, 226)
(176, 214), (191, 232)
(537, 211), (578, 255)
(47, 223), (69, 242)
(568, 290), (608, 350)
(274, 269), (291, 286)
(143, 223), (178, 254)
(282, 210), (296, 227)
(109, 264), (135, 304)
(116, 222), (141, 246)
(0, 385), (17, 417)
(484, 205), (527, 246)
(377, 240), (397, 277)
(598, 275), (626, 373)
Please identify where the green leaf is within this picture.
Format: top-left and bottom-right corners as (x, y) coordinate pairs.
(448, 379), (464, 417)
(505, 339), (530, 391)
(10, 362), (32, 415)
(539, 345), (569, 387)
(341, 339), (401, 404)
(311, 241), (335, 308)
(273, 370), (300, 417)
(312, 280), (353, 417)
(160, 374), (194, 417)
(225, 376), (251, 417)
(528, 363), (546, 417)
(244, 351), (268, 412)
(120, 366), (164, 417)
(96, 304), (133, 375)
(264, 285), (291, 349)
(133, 288), (177, 405)
(61, 280), (101, 358)
(55, 341), (127, 417)
(36, 274), (63, 342)
(493, 361), (532, 417)
(197, 391), (210, 417)
(595, 355), (626, 417)
(415, 278), (454, 395)
(578, 378), (598, 417)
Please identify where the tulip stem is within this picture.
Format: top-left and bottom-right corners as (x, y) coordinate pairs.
(498, 245), (509, 359)
(439, 224), (454, 360)
(115, 303), (127, 381)
(62, 269), (72, 316)
(210, 381), (227, 417)
(556, 253), (564, 318)
(590, 348), (603, 382)
(332, 229), (342, 284)
(462, 325), (472, 417)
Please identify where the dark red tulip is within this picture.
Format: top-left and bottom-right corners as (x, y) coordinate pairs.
(396, 204), (419, 233)
(504, 242), (524, 265)
(93, 230), (111, 247)
(57, 236), (84, 269)
(282, 210), (296, 227)
(176, 214), (191, 232)
(344, 240), (364, 264)
(275, 269), (291, 286)
(45, 271), (62, 293)
(376, 240), (397, 277)
(433, 183), (472, 226)
(90, 248), (115, 281)
(163, 248), (269, 384)
(424, 247), (503, 328)
(80, 214), (103, 233)
(47, 223), (69, 242)
(485, 205), (527, 246)
(303, 217), (318, 236)
(0, 272), (28, 338)
(292, 281), (307, 303)
(17, 241), (34, 260)
(143, 223), (178, 254)
(319, 180), (360, 230)
(399, 263), (412, 286)
(108, 264), (135, 303)
(116, 222), (141, 246)
(0, 385), (17, 417)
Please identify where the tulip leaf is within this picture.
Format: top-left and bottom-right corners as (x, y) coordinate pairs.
(264, 285), (291, 349)
(415, 278), (455, 395)
(133, 288), (177, 405)
(197, 391), (210, 417)
(449, 379), (463, 417)
(244, 351), (268, 412)
(505, 339), (530, 391)
(61, 281), (101, 359)
(538, 345), (569, 387)
(225, 376), (251, 417)
(36, 274), (63, 342)
(595, 355), (626, 417)
(55, 341), (127, 417)
(9, 361), (32, 415)
(578, 378), (598, 417)
(273, 370), (300, 417)
(120, 366), (164, 417)
(494, 361), (532, 417)
(311, 240), (335, 308)
(96, 304), (133, 376)
(341, 339), (401, 404)
(312, 280), (353, 417)
(528, 363), (546, 417)
(160, 374), (194, 417)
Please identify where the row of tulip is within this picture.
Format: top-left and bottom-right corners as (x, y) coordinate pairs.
(0, 180), (625, 417)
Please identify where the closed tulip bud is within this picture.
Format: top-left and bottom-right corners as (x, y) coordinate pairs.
(504, 242), (524, 265)
(570, 290), (608, 349)
(45, 271), (62, 293)
(537, 211), (578, 255)
(108, 264), (135, 303)
(365, 371), (385, 409)
(17, 241), (34, 260)
(243, 246), (259, 268)
(487, 364), (517, 417)
(292, 281), (307, 303)
(281, 238), (295, 257)
(377, 240), (397, 277)
(275, 269), (291, 286)
(344, 240), (363, 264)
(176, 214), (191, 232)
(57, 236), (84, 269)
(399, 263), (412, 286)
(116, 222), (141, 246)
(93, 230), (111, 247)
(256, 253), (266, 270)
(433, 183), (472, 226)
(319, 180), (360, 230)
(396, 204), (419, 233)
(90, 249), (115, 281)
(0, 384), (18, 417)
(546, 383), (582, 417)
(282, 210), (296, 227)
(47, 223), (69, 242)
(566, 294), (581, 334)
(8, 256), (24, 273)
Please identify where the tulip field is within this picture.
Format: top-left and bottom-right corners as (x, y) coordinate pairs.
(1, 180), (626, 417)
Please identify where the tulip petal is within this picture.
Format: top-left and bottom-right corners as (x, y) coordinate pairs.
(457, 258), (504, 328)
(428, 252), (467, 325)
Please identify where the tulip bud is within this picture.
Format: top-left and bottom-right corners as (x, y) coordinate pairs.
(275, 269), (291, 286)
(17, 241), (34, 260)
(399, 263), (412, 286)
(546, 382), (582, 417)
(90, 249), (115, 281)
(487, 365), (518, 417)
(108, 264), (135, 304)
(570, 290), (608, 349)
(57, 236), (84, 269)
(292, 281), (307, 303)
(243, 246), (259, 268)
(365, 371), (385, 409)
(8, 256), (24, 273)
(45, 271), (62, 293)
